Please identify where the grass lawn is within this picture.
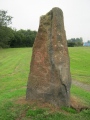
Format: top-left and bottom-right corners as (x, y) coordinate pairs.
(0, 47), (90, 120)
(69, 47), (90, 84)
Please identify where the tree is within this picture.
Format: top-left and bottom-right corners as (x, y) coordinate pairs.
(0, 10), (37, 48)
(0, 10), (12, 26)
(87, 40), (90, 43)
(67, 40), (75, 47)
(67, 37), (83, 47)
(10, 29), (37, 48)
(0, 26), (14, 48)
(0, 10), (13, 48)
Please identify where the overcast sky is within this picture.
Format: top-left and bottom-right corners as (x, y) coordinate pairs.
(0, 0), (90, 42)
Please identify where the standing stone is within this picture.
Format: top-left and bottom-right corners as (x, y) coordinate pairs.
(26, 7), (71, 107)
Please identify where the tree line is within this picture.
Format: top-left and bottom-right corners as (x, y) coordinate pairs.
(0, 10), (84, 48)
(10, 29), (37, 48)
(67, 38), (83, 47)
(0, 10), (37, 48)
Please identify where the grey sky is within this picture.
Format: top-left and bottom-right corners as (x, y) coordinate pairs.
(0, 0), (90, 42)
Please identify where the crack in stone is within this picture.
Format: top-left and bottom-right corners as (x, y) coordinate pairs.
(48, 11), (55, 82)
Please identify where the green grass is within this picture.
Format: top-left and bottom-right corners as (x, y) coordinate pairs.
(0, 48), (32, 102)
(0, 47), (90, 120)
(69, 47), (90, 84)
(71, 85), (90, 106)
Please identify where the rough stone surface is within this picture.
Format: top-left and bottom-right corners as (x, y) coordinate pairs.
(26, 7), (71, 107)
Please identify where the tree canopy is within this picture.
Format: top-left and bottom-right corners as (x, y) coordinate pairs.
(10, 29), (37, 48)
(0, 10), (86, 48)
(0, 10), (13, 48)
(67, 37), (83, 47)
(0, 10), (37, 48)
(0, 10), (12, 26)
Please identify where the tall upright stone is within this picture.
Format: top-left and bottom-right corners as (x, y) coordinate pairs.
(26, 7), (71, 107)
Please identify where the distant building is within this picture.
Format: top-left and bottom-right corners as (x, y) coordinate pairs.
(83, 42), (90, 46)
